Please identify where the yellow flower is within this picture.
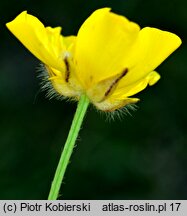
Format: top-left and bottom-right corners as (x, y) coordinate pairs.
(6, 8), (181, 111)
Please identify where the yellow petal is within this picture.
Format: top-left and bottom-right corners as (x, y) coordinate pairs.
(116, 27), (181, 88)
(6, 11), (72, 72)
(74, 8), (140, 89)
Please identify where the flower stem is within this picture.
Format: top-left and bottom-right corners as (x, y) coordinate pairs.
(48, 94), (89, 200)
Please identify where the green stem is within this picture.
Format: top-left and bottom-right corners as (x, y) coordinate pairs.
(48, 94), (89, 200)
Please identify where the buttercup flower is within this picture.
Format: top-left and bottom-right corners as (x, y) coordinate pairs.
(6, 8), (182, 200)
(6, 8), (181, 111)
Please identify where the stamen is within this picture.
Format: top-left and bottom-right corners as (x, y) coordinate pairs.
(104, 68), (128, 97)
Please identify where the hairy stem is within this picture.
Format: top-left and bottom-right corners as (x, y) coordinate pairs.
(48, 94), (89, 200)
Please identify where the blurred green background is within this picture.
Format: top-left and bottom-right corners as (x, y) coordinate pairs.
(0, 0), (186, 199)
